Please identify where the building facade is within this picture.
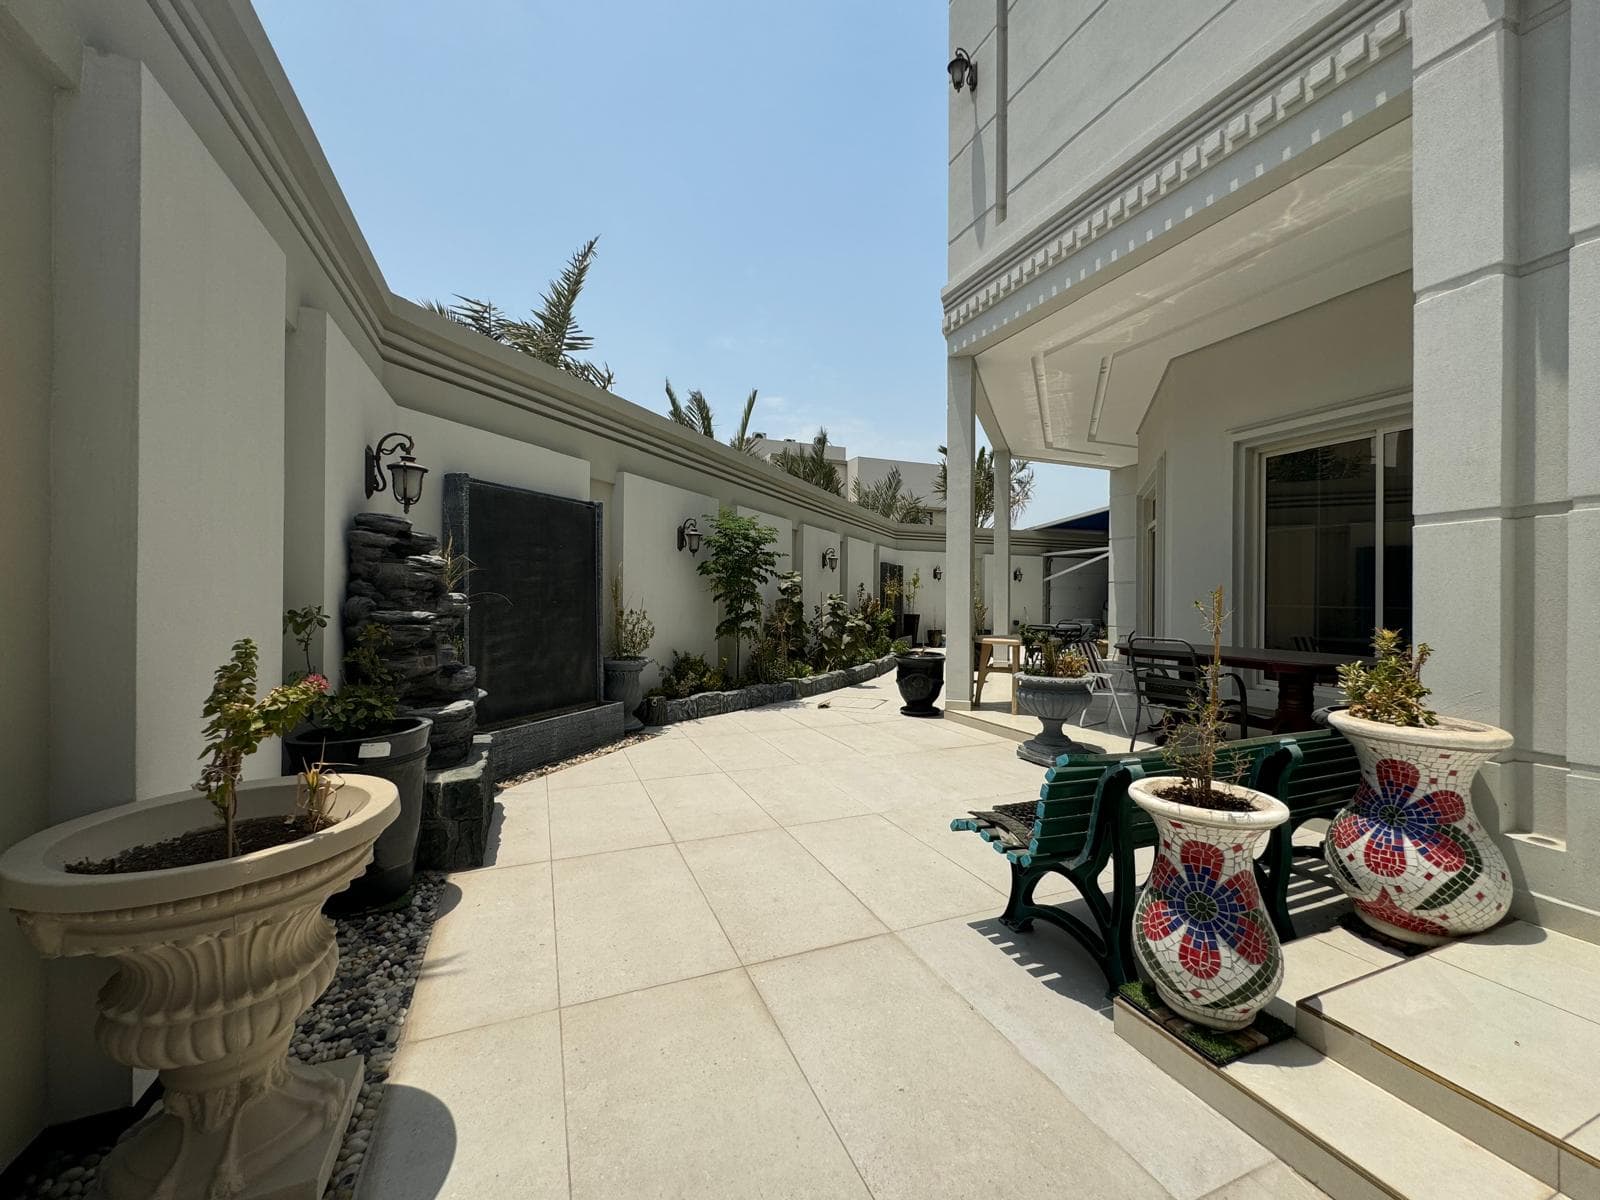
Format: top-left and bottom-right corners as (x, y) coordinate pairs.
(942, 1), (1598, 939)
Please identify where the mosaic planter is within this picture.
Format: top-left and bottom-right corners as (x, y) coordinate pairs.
(1324, 710), (1514, 945)
(895, 650), (945, 717)
(0, 776), (398, 1200)
(1014, 673), (1096, 765)
(1131, 777), (1288, 1031)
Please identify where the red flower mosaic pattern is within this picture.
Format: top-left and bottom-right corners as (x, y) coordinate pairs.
(1330, 758), (1469, 880)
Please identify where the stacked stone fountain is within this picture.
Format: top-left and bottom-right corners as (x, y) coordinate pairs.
(342, 513), (481, 767)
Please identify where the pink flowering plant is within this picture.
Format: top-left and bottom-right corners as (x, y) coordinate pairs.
(195, 638), (329, 857)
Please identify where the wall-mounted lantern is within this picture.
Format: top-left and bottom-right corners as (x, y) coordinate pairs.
(932, 565), (943, 581)
(677, 518), (703, 555)
(1012, 567), (1024, 582)
(821, 546), (839, 572)
(365, 432), (429, 514)
(947, 48), (977, 93)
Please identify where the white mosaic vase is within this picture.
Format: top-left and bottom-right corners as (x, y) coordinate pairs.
(0, 775), (398, 1200)
(1324, 710), (1514, 946)
(1130, 777), (1288, 1031)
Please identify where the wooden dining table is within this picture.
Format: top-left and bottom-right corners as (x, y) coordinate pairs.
(1118, 642), (1367, 733)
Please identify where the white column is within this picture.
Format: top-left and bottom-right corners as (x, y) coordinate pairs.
(991, 445), (1011, 636)
(1106, 466), (1138, 647)
(944, 358), (976, 705)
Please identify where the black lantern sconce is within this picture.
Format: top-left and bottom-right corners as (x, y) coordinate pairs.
(677, 518), (703, 555)
(947, 48), (977, 93)
(1012, 567), (1024, 582)
(365, 432), (429, 514)
(821, 546), (839, 572)
(932, 565), (943, 581)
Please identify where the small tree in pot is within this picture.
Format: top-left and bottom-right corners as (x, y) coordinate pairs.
(1014, 635), (1096, 764)
(1324, 630), (1514, 944)
(605, 571), (655, 732)
(1128, 587), (1289, 1031)
(902, 568), (923, 644)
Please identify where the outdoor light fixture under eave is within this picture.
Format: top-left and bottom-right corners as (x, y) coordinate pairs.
(365, 431), (429, 514)
(822, 547), (839, 572)
(932, 565), (943, 580)
(677, 518), (703, 555)
(1013, 567), (1024, 582)
(947, 47), (977, 93)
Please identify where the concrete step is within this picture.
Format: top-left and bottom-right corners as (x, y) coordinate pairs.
(1297, 921), (1600, 1199)
(1116, 999), (1567, 1200)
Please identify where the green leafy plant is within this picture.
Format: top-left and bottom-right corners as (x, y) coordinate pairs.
(972, 584), (989, 634)
(295, 760), (345, 834)
(652, 651), (728, 699)
(1163, 587), (1247, 803)
(313, 625), (400, 735)
(195, 639), (329, 857)
(283, 605), (330, 679)
(609, 572), (655, 659)
(812, 593), (852, 670)
(1022, 636), (1089, 679)
(1339, 629), (1437, 727)
(905, 569), (922, 615)
(439, 534), (476, 595)
(696, 509), (781, 680)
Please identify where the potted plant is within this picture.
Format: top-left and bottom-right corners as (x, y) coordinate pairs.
(902, 569), (923, 645)
(1323, 630), (1514, 944)
(281, 609), (431, 908)
(0, 639), (398, 1200)
(604, 572), (655, 732)
(1130, 588), (1288, 1031)
(894, 642), (945, 718)
(1013, 636), (1097, 765)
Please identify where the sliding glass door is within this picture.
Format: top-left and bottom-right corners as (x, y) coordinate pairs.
(1261, 426), (1412, 654)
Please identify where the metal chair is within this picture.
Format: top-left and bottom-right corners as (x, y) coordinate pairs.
(1075, 636), (1129, 735)
(1125, 636), (1251, 751)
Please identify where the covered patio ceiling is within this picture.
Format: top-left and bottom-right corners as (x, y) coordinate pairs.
(975, 118), (1413, 469)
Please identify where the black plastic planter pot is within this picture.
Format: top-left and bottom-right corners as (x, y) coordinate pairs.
(901, 614), (922, 645)
(283, 716), (432, 908)
(895, 651), (945, 717)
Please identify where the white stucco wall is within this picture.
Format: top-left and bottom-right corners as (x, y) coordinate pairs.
(800, 524), (843, 617)
(892, 552), (947, 640)
(0, 25), (54, 1167)
(736, 506), (795, 606)
(844, 537), (877, 607)
(615, 473), (719, 685)
(1047, 554), (1108, 628)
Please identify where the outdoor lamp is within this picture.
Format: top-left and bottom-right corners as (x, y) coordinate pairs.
(947, 48), (976, 93)
(677, 518), (703, 555)
(1013, 567), (1023, 582)
(365, 432), (429, 514)
(932, 565), (943, 580)
(822, 547), (839, 572)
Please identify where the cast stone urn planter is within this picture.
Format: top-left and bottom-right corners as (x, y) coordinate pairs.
(603, 656), (648, 732)
(1014, 673), (1096, 765)
(1130, 777), (1289, 1030)
(0, 775), (399, 1200)
(894, 650), (944, 717)
(1324, 709), (1514, 945)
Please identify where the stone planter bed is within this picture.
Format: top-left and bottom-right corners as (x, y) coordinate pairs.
(15, 877), (447, 1200)
(640, 653), (898, 726)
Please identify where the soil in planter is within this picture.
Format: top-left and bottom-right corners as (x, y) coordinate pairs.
(1150, 781), (1259, 813)
(66, 814), (336, 874)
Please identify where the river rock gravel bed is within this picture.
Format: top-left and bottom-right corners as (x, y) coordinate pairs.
(16, 875), (446, 1200)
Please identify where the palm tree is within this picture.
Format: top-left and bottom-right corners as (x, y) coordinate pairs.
(774, 428), (843, 496)
(853, 467), (931, 524)
(665, 382), (761, 454)
(424, 237), (615, 390)
(933, 445), (1035, 527)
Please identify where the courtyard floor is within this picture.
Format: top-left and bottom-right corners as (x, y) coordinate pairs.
(357, 674), (1328, 1200)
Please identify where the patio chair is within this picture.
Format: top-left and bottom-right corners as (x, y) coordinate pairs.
(1073, 637), (1129, 735)
(1125, 636), (1251, 751)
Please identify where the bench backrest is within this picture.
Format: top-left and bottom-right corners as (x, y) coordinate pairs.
(1255, 727), (1362, 820)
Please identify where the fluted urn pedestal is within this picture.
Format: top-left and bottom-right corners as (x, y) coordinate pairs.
(0, 775), (398, 1200)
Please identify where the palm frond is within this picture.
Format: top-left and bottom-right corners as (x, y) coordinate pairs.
(687, 390), (716, 437)
(729, 389), (760, 453)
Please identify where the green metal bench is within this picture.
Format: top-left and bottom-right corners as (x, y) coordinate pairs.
(951, 735), (1290, 990)
(1252, 726), (1362, 941)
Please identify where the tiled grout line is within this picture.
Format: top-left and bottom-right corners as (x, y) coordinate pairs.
(546, 819), (575, 1200)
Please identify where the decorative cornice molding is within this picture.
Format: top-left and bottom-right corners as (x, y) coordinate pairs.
(942, 0), (1412, 337)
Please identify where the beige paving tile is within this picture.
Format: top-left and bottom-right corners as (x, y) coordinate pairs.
(820, 722), (924, 756)
(681, 730), (796, 770)
(786, 704), (872, 728)
(552, 843), (738, 1004)
(1267, 930), (1383, 1024)
(624, 736), (721, 780)
(1432, 920), (1600, 1024)
(547, 779), (670, 859)
(813, 753), (924, 811)
(1307, 953), (1600, 1145)
(727, 765), (873, 826)
(879, 797), (1072, 901)
(1198, 1160), (1331, 1200)
(748, 936), (1169, 1200)
(899, 916), (1274, 1199)
(931, 743), (1053, 792)
(788, 815), (1005, 930)
(643, 773), (777, 842)
(562, 970), (869, 1200)
(406, 864), (557, 1042)
(545, 750), (638, 791)
(481, 784), (549, 868)
(725, 706), (807, 733)
(358, 1012), (566, 1200)
(679, 829), (887, 962)
(761, 726), (867, 762)
(887, 718), (994, 751)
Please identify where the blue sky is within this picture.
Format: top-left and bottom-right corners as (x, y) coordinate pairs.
(255, 0), (1108, 525)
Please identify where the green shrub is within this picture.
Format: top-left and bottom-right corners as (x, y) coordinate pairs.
(1339, 629), (1437, 727)
(653, 651), (728, 699)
